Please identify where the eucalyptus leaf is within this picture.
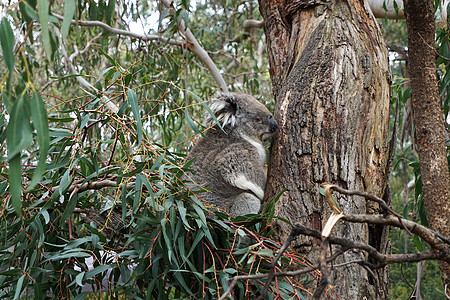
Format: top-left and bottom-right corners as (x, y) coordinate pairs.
(0, 17), (15, 75)
(26, 92), (49, 191)
(37, 0), (51, 60)
(128, 89), (143, 147)
(61, 0), (75, 39)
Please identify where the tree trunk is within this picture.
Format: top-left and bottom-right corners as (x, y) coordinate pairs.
(404, 0), (450, 289)
(259, 0), (391, 298)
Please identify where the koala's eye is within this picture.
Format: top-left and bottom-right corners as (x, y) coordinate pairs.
(255, 117), (262, 123)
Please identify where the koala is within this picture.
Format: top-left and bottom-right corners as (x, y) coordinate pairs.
(186, 93), (278, 216)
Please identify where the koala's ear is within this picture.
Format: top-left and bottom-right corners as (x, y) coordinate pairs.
(205, 93), (238, 128)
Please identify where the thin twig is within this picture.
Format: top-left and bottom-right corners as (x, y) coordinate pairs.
(51, 13), (183, 46)
(54, 26), (119, 113)
(255, 226), (303, 300)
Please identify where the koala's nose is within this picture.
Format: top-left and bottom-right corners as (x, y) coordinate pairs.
(269, 117), (278, 132)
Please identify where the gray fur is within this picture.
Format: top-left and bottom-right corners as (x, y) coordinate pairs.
(186, 93), (278, 216)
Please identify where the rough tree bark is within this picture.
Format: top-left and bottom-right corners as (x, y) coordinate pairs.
(259, 0), (391, 298)
(404, 0), (450, 289)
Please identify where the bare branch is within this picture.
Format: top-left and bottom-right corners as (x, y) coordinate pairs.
(343, 214), (450, 248)
(50, 176), (120, 194)
(51, 13), (183, 46)
(159, 0), (229, 92)
(69, 32), (102, 63)
(243, 19), (264, 30)
(293, 223), (450, 264)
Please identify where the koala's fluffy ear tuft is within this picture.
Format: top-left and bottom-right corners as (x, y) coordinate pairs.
(205, 93), (239, 128)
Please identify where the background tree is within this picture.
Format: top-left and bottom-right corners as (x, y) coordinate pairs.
(404, 0), (450, 288)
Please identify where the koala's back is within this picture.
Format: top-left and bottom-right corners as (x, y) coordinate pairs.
(186, 130), (266, 213)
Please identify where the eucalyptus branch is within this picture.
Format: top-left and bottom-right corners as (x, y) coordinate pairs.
(294, 223), (449, 264)
(55, 6), (228, 91)
(51, 13), (183, 46)
(343, 214), (450, 248)
(159, 0), (228, 92)
(243, 19), (264, 30)
(50, 175), (120, 194)
(69, 32), (102, 63)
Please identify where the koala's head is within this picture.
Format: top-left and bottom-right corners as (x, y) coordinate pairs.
(205, 93), (278, 141)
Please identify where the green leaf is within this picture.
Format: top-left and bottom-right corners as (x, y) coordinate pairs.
(106, 0), (115, 24)
(0, 17), (15, 75)
(9, 155), (22, 216)
(127, 89), (142, 147)
(99, 48), (117, 67)
(185, 108), (205, 138)
(6, 95), (32, 216)
(75, 271), (85, 287)
(160, 218), (174, 263)
(61, 0), (76, 39)
(85, 264), (114, 279)
(413, 235), (424, 252)
(13, 274), (25, 300)
(37, 0), (51, 60)
(26, 92), (49, 191)
(256, 248), (274, 258)
(173, 271), (194, 296)
(46, 249), (91, 261)
(186, 231), (204, 258)
(176, 200), (193, 230)
(7, 95), (32, 160)
(60, 193), (78, 225)
(0, 269), (22, 276)
(59, 168), (72, 195)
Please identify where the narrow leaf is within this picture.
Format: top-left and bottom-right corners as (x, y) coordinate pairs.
(26, 92), (49, 191)
(75, 271), (85, 287)
(6, 95), (32, 160)
(37, 0), (51, 60)
(185, 108), (205, 137)
(9, 149), (22, 216)
(60, 194), (78, 225)
(13, 274), (25, 300)
(0, 17), (15, 74)
(61, 0), (76, 39)
(85, 264), (114, 279)
(127, 89), (142, 147)
(105, 0), (115, 24)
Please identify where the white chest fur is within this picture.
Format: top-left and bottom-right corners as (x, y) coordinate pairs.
(240, 133), (266, 164)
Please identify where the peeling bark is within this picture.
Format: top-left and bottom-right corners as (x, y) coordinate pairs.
(404, 0), (450, 289)
(259, 0), (391, 298)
